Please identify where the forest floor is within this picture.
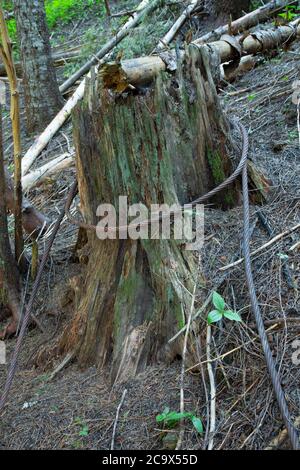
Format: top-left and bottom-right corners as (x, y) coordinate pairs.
(1, 0), (300, 450)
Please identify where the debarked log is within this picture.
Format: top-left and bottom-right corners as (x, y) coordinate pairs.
(100, 21), (300, 91)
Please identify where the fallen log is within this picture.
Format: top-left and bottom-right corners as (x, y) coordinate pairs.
(0, 50), (80, 77)
(198, 0), (297, 43)
(155, 0), (199, 51)
(21, 0), (162, 175)
(100, 19), (300, 90)
(21, 16), (300, 176)
(59, 0), (162, 94)
(221, 54), (260, 81)
(22, 152), (74, 192)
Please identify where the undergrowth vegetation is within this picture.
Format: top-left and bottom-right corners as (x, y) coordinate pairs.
(3, 0), (104, 41)
(62, 0), (181, 77)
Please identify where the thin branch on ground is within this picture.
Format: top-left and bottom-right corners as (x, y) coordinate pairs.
(206, 322), (216, 450)
(176, 255), (201, 451)
(111, 389), (128, 451)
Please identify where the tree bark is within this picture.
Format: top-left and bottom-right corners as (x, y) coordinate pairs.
(205, 0), (250, 21)
(61, 46), (239, 383)
(0, 7), (24, 268)
(13, 0), (63, 133)
(0, 105), (21, 339)
(5, 167), (49, 238)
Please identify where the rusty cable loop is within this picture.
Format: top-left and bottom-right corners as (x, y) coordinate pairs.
(1, 120), (299, 449)
(64, 123), (248, 233)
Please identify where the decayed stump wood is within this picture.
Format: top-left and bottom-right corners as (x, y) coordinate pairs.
(63, 46), (239, 382)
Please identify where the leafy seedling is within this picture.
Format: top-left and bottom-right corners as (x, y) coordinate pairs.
(278, 5), (298, 22)
(74, 416), (89, 437)
(207, 292), (242, 325)
(247, 94), (256, 102)
(156, 407), (203, 434)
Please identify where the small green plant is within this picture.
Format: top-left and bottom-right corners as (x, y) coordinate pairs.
(74, 417), (89, 437)
(278, 5), (298, 22)
(46, 0), (104, 29)
(247, 94), (256, 102)
(207, 292), (242, 325)
(156, 408), (203, 434)
(288, 129), (299, 141)
(5, 0), (104, 43)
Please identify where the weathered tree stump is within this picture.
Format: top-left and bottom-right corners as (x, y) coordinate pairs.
(63, 46), (240, 382)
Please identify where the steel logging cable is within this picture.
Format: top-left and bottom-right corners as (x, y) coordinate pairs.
(237, 119), (300, 450)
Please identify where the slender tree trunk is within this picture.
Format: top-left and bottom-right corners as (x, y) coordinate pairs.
(4, 167), (49, 238)
(0, 104), (21, 339)
(13, 0), (63, 133)
(206, 0), (250, 21)
(61, 46), (240, 383)
(0, 8), (24, 268)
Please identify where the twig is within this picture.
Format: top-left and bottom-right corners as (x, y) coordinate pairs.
(176, 255), (201, 450)
(111, 389), (128, 450)
(168, 293), (212, 343)
(289, 240), (300, 251)
(249, 317), (300, 329)
(220, 222), (300, 271)
(186, 324), (278, 371)
(111, 10), (136, 18)
(206, 323), (216, 450)
(47, 351), (75, 382)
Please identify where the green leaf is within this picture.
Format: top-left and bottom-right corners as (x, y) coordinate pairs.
(212, 292), (225, 311)
(191, 416), (204, 434)
(79, 426), (89, 436)
(164, 411), (192, 423)
(157, 409), (194, 426)
(207, 310), (223, 325)
(223, 310), (242, 322)
(156, 407), (170, 422)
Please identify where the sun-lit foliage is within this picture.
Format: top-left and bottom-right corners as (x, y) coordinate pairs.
(3, 0), (104, 41)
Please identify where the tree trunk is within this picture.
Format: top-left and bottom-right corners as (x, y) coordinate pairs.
(62, 46), (239, 383)
(4, 167), (49, 238)
(206, 0), (250, 21)
(13, 0), (63, 133)
(0, 105), (21, 338)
